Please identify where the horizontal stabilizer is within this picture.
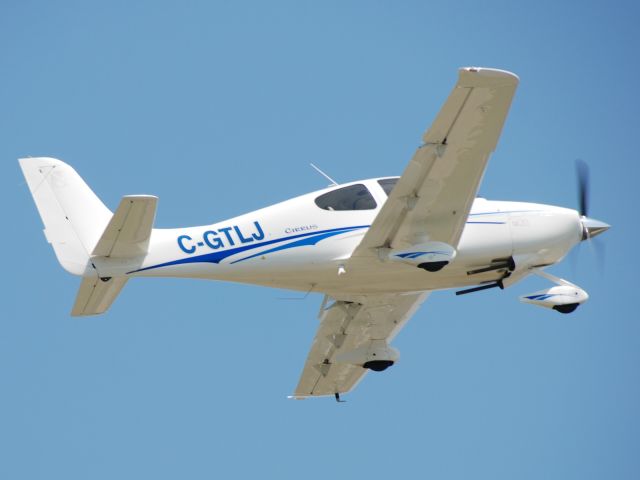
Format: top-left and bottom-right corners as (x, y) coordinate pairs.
(71, 276), (128, 316)
(92, 195), (157, 257)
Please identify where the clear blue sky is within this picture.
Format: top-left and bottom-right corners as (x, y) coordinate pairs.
(3, 1), (639, 479)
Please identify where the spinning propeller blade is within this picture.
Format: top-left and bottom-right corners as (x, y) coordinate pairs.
(570, 160), (609, 276)
(576, 160), (610, 241)
(571, 159), (610, 275)
(576, 159), (589, 217)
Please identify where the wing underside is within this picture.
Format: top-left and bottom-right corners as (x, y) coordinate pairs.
(292, 292), (428, 398)
(352, 67), (519, 257)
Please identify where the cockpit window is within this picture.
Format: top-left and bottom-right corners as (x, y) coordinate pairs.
(378, 178), (399, 196)
(314, 184), (377, 211)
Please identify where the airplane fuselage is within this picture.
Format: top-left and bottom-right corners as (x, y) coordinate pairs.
(116, 178), (582, 296)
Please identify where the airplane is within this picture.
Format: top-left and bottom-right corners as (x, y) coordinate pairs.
(19, 67), (610, 401)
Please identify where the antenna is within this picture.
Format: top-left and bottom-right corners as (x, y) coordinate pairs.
(309, 163), (338, 187)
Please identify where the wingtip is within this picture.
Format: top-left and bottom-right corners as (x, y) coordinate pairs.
(458, 67), (519, 86)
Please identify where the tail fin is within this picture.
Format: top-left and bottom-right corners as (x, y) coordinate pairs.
(19, 157), (112, 275)
(19, 157), (145, 317)
(20, 158), (159, 316)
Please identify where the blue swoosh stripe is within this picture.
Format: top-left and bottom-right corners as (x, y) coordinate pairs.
(395, 250), (450, 259)
(231, 229), (357, 264)
(128, 225), (369, 274)
(469, 210), (539, 216)
(525, 294), (559, 301)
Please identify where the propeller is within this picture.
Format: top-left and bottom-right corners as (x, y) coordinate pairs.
(571, 160), (609, 276)
(576, 159), (589, 217)
(576, 159), (609, 241)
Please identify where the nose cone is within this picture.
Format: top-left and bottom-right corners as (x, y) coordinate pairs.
(581, 216), (610, 240)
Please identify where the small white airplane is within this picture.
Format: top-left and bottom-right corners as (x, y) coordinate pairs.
(20, 67), (609, 401)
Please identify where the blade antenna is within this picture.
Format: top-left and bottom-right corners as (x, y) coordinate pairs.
(310, 163), (339, 187)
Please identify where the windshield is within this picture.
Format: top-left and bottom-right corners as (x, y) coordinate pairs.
(314, 184), (377, 211)
(377, 178), (399, 196)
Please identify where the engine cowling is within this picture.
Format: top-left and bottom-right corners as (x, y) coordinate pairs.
(388, 241), (456, 272)
(519, 285), (589, 314)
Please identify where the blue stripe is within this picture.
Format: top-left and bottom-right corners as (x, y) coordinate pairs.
(395, 252), (427, 259)
(395, 250), (450, 259)
(525, 294), (559, 301)
(467, 210), (540, 224)
(128, 225), (369, 274)
(231, 229), (358, 264)
(469, 210), (539, 216)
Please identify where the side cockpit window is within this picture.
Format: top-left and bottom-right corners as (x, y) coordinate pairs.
(315, 184), (377, 211)
(378, 177), (399, 196)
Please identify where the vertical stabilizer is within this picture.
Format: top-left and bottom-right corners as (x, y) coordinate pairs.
(19, 157), (112, 275)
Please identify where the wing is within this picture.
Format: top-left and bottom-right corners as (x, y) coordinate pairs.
(352, 67), (518, 257)
(292, 292), (429, 398)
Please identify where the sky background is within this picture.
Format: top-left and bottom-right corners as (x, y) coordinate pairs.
(2, 1), (639, 478)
